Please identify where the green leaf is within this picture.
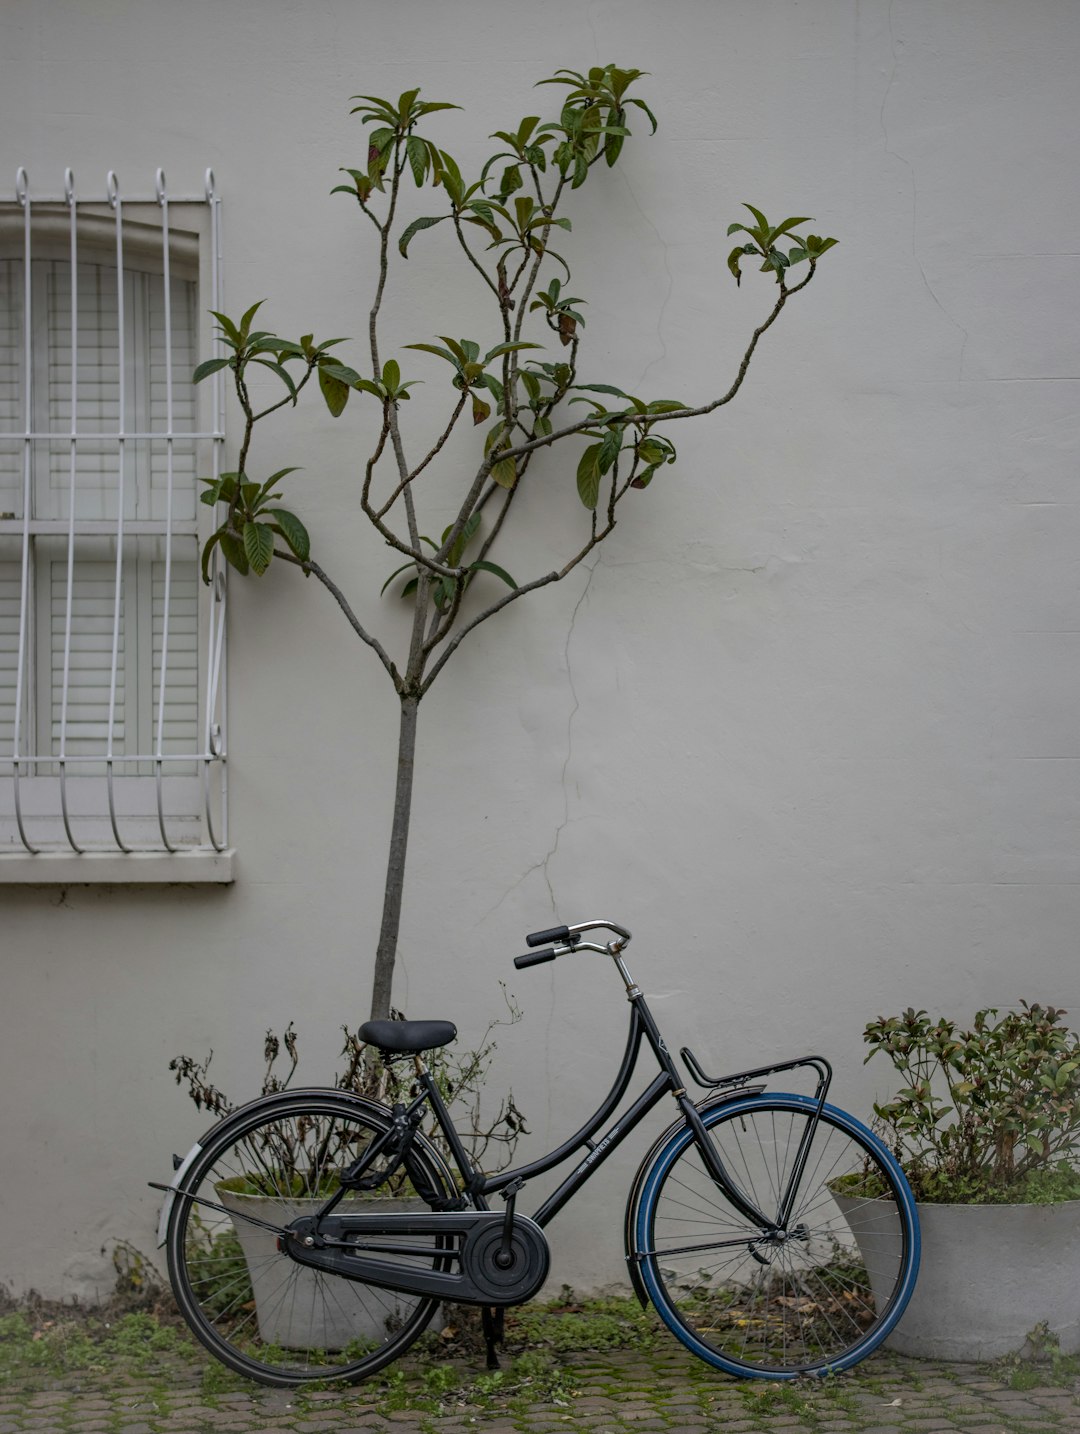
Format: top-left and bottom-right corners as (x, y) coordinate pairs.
(251, 358), (298, 399)
(576, 444), (602, 509)
(605, 108), (626, 167)
(319, 366), (350, 417)
(436, 149), (465, 206)
(519, 371), (541, 404)
(630, 462), (660, 490)
(265, 508), (310, 562)
(468, 559), (517, 589)
(193, 357), (231, 384)
(381, 559), (417, 596)
(406, 134), (430, 187)
(382, 359), (401, 392)
(624, 95), (658, 133)
(743, 203), (770, 233)
(598, 428), (622, 473)
(436, 336), (469, 365)
(200, 531), (222, 584)
(254, 467), (302, 503)
(476, 371), (504, 404)
(771, 215), (814, 241)
(491, 456), (516, 489)
(483, 341), (544, 362)
(404, 342), (460, 367)
(256, 338), (307, 358)
(243, 521), (275, 575)
(318, 360), (362, 386)
(398, 214), (449, 258)
(573, 382), (630, 399)
(238, 300), (265, 341)
(513, 195), (536, 231)
(806, 234), (839, 258)
(443, 511), (481, 565)
(219, 530), (250, 576)
(499, 164), (523, 198)
(209, 310), (242, 345)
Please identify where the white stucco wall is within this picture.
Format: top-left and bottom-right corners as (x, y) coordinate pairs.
(2, 0), (1079, 1300)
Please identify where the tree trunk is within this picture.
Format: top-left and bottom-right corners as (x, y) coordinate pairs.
(369, 693), (420, 1021)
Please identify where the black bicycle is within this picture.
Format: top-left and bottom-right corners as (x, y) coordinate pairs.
(154, 919), (920, 1387)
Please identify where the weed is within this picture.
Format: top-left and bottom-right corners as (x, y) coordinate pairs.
(506, 1292), (661, 1353)
(997, 1322), (1080, 1390)
(199, 1355), (246, 1397)
(0, 1310), (103, 1387)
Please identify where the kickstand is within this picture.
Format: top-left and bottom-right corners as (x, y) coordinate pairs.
(481, 1305), (504, 1370)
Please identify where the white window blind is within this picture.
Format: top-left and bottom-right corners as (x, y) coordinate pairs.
(0, 169), (227, 864)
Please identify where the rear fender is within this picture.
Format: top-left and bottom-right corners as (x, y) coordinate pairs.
(155, 1087), (456, 1249)
(623, 1085), (765, 1307)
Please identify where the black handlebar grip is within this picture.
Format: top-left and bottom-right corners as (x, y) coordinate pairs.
(526, 925), (571, 948)
(514, 947), (558, 969)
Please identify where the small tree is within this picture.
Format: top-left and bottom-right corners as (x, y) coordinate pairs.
(197, 65), (836, 1021)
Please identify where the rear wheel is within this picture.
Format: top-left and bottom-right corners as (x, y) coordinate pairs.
(166, 1091), (457, 1386)
(635, 1093), (919, 1377)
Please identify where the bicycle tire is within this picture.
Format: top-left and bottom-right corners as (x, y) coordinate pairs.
(633, 1092), (919, 1377)
(166, 1090), (458, 1386)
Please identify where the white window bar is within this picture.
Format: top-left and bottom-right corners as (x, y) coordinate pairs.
(2, 167), (227, 855)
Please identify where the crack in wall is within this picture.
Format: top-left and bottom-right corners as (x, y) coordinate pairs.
(481, 557), (600, 924)
(618, 169), (673, 388)
(880, 0), (970, 380)
(539, 556), (599, 908)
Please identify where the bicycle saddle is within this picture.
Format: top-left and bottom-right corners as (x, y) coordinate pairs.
(359, 1019), (457, 1054)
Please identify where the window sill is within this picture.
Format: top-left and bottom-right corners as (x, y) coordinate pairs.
(0, 848), (236, 884)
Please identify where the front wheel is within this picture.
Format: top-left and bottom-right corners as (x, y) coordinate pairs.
(633, 1093), (920, 1377)
(166, 1090), (458, 1386)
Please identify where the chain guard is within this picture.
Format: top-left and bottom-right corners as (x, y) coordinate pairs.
(283, 1208), (550, 1307)
(460, 1218), (550, 1304)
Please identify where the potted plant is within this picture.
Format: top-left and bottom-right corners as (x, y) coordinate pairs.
(169, 1009), (526, 1351)
(837, 1002), (1080, 1360)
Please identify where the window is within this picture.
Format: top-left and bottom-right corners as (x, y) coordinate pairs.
(0, 169), (229, 877)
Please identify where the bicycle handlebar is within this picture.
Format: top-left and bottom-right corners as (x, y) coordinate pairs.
(516, 919), (632, 971)
(514, 947), (558, 969)
(525, 925), (570, 948)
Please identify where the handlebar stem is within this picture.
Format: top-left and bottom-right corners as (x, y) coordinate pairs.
(534, 918), (639, 995)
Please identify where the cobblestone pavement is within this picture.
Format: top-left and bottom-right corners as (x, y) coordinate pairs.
(3, 1342), (1080, 1434)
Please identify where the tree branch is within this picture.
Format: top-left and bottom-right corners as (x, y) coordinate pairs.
(275, 550), (402, 690)
(499, 267), (814, 467)
(376, 390), (469, 520)
(420, 519), (614, 694)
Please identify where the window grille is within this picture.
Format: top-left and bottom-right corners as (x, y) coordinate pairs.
(0, 168), (227, 864)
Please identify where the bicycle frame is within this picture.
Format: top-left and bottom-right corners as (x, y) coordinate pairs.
(156, 924), (836, 1311)
(326, 969), (833, 1244)
(157, 918), (921, 1386)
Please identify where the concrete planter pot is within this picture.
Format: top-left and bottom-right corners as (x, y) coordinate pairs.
(836, 1192), (1080, 1360)
(217, 1184), (430, 1352)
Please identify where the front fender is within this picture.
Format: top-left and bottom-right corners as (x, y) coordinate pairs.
(622, 1085), (765, 1307)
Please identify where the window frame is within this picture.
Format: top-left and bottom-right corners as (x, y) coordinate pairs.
(0, 169), (231, 880)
